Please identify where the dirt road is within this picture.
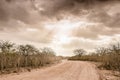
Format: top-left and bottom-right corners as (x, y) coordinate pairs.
(0, 61), (100, 80)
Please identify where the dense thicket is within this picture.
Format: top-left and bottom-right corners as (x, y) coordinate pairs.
(0, 41), (59, 73)
(69, 43), (120, 71)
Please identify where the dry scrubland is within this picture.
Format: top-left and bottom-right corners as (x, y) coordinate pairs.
(0, 40), (120, 80)
(69, 43), (120, 72)
(0, 41), (60, 74)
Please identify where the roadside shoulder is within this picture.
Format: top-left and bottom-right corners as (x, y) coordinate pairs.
(93, 62), (120, 80)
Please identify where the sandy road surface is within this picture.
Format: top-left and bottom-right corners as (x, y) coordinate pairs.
(0, 61), (100, 80)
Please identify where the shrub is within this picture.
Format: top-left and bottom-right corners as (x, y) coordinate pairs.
(0, 41), (59, 73)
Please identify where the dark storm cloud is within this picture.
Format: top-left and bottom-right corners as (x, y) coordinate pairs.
(38, 0), (119, 17)
(60, 0), (120, 40)
(0, 0), (119, 23)
(0, 0), (55, 43)
(0, 0), (30, 22)
(88, 10), (120, 28)
(0, 0), (43, 31)
(0, 0), (120, 40)
(38, 0), (95, 17)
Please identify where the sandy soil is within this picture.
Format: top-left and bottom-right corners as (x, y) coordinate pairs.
(99, 69), (120, 80)
(0, 61), (100, 80)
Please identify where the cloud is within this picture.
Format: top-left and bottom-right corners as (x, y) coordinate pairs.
(88, 10), (120, 28)
(62, 38), (96, 50)
(0, 0), (120, 25)
(19, 27), (55, 43)
(71, 24), (120, 40)
(69, 0), (120, 40)
(0, 0), (29, 22)
(33, 0), (120, 18)
(0, 26), (55, 44)
(0, 0), (55, 43)
(0, 0), (43, 31)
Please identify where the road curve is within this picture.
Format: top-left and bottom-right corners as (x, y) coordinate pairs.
(0, 61), (100, 80)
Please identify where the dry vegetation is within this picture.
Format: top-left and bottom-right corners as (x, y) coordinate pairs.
(0, 41), (60, 74)
(69, 43), (120, 72)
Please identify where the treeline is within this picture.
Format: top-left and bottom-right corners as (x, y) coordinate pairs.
(69, 43), (120, 71)
(0, 41), (60, 74)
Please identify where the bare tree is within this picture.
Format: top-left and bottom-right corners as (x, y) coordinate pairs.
(0, 41), (15, 70)
(42, 47), (56, 56)
(110, 43), (120, 55)
(74, 49), (86, 57)
(0, 41), (14, 53)
(95, 47), (110, 56)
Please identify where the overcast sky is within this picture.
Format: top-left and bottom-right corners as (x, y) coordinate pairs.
(0, 0), (120, 56)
